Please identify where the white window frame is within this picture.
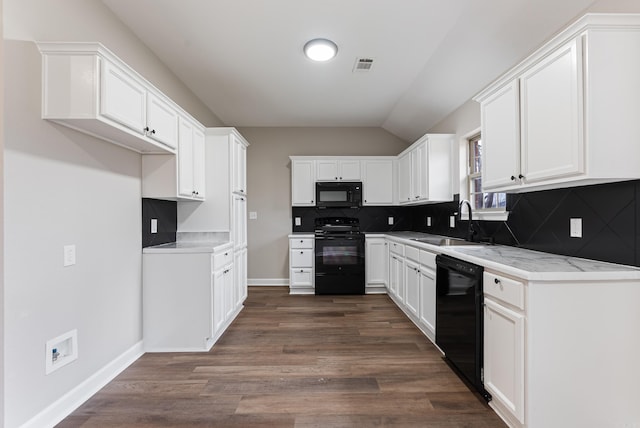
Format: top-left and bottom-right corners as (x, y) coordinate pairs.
(458, 128), (509, 221)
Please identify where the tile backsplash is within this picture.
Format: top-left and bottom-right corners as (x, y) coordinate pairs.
(142, 198), (177, 248)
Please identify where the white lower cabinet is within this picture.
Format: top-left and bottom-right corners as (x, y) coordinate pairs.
(404, 259), (420, 318)
(289, 235), (315, 294)
(365, 236), (388, 293)
(143, 243), (240, 352)
(484, 297), (525, 425)
(418, 263), (436, 340)
(389, 242), (405, 302)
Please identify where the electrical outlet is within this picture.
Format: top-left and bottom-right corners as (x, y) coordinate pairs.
(449, 216), (456, 228)
(388, 217), (394, 225)
(249, 211), (258, 220)
(570, 218), (582, 238)
(426, 217), (432, 227)
(295, 217), (301, 226)
(63, 245), (76, 267)
(151, 219), (158, 234)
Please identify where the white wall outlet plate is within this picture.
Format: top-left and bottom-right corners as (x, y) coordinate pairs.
(570, 218), (582, 238)
(427, 217), (432, 227)
(63, 245), (76, 267)
(249, 211), (258, 220)
(151, 218), (158, 234)
(450, 216), (456, 228)
(388, 217), (394, 225)
(295, 217), (301, 226)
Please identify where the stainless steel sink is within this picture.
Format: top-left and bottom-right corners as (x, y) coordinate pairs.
(410, 237), (482, 246)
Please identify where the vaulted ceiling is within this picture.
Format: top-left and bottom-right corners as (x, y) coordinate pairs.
(102, 0), (600, 141)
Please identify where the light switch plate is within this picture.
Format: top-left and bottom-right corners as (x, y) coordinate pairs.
(249, 211), (258, 220)
(450, 216), (456, 228)
(570, 218), (582, 238)
(63, 245), (76, 267)
(388, 217), (394, 225)
(151, 219), (158, 234)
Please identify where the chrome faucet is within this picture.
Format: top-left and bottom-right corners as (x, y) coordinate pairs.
(458, 199), (475, 242)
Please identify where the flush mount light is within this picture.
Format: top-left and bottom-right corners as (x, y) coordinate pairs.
(303, 38), (338, 62)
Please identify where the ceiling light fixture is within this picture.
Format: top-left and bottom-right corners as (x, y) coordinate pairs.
(303, 38), (338, 62)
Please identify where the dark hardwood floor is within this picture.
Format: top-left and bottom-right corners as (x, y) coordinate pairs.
(58, 287), (505, 427)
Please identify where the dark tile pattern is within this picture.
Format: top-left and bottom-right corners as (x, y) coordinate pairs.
(142, 198), (177, 248)
(293, 180), (640, 267)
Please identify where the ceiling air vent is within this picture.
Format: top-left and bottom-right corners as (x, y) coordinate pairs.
(353, 57), (374, 73)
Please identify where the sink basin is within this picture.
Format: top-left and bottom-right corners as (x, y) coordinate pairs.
(410, 237), (482, 246)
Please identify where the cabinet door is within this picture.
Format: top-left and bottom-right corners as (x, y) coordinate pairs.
(101, 61), (146, 134)
(390, 254), (405, 302)
(232, 196), (247, 249)
(316, 160), (339, 181)
(178, 119), (195, 198)
(234, 248), (247, 309)
(232, 137), (247, 195)
(520, 37), (584, 185)
(419, 267), (436, 336)
(192, 127), (206, 199)
(224, 265), (235, 319)
(481, 80), (520, 190)
(412, 143), (427, 201)
(292, 160), (316, 206)
(362, 160), (394, 205)
(365, 238), (388, 287)
(398, 153), (412, 204)
(404, 259), (420, 317)
(212, 269), (225, 335)
(147, 93), (178, 149)
(339, 160), (361, 181)
(484, 298), (525, 424)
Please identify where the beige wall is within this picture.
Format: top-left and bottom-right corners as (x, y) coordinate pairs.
(0, 0), (5, 424)
(238, 127), (409, 281)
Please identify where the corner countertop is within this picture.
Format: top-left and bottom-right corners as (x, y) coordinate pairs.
(143, 240), (232, 254)
(366, 231), (640, 281)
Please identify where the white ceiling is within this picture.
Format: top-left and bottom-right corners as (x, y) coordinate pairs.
(101, 0), (599, 142)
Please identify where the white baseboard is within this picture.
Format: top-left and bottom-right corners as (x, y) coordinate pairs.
(21, 341), (144, 428)
(248, 278), (289, 286)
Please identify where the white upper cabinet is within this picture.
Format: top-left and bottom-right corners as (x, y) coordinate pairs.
(316, 159), (361, 181)
(475, 15), (640, 193)
(101, 60), (147, 135)
(38, 42), (195, 154)
(232, 135), (248, 195)
(362, 159), (395, 205)
(397, 134), (453, 205)
(177, 117), (206, 200)
(147, 93), (179, 149)
(291, 159), (316, 206)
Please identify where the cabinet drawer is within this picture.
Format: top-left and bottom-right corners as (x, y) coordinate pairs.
(405, 245), (420, 262)
(212, 248), (233, 271)
(389, 241), (405, 256)
(291, 249), (313, 267)
(420, 250), (437, 269)
(290, 238), (314, 249)
(484, 272), (525, 310)
(290, 268), (314, 287)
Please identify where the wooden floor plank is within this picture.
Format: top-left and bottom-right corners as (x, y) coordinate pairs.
(56, 287), (505, 427)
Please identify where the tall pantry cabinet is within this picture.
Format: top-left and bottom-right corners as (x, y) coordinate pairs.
(206, 128), (249, 307)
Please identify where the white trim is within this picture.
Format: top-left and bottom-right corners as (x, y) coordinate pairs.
(248, 278), (289, 286)
(20, 341), (144, 428)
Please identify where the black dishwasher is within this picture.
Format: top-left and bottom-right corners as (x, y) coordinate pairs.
(436, 254), (490, 401)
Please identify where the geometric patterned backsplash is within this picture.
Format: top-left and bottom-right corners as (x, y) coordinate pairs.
(294, 179), (640, 267)
(412, 180), (639, 267)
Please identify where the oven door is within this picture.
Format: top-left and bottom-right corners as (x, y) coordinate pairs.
(315, 235), (365, 295)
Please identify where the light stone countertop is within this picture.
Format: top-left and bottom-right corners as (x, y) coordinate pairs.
(368, 232), (640, 281)
(143, 232), (232, 254)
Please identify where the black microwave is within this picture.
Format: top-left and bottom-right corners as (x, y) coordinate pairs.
(316, 182), (362, 208)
